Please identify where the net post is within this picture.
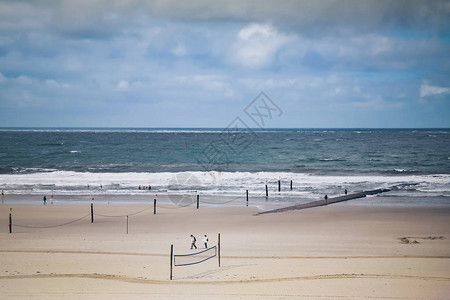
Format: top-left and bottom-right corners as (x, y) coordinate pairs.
(246, 190), (248, 207)
(196, 195), (199, 209)
(9, 208), (12, 234)
(154, 199), (156, 215)
(265, 185), (268, 197)
(170, 244), (173, 280)
(91, 203), (94, 223)
(218, 233), (221, 267)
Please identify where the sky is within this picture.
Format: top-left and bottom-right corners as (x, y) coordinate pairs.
(0, 0), (449, 128)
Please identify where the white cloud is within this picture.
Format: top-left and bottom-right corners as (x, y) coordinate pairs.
(351, 97), (405, 111)
(230, 23), (293, 68)
(45, 79), (59, 87)
(45, 79), (72, 88)
(131, 81), (143, 88)
(420, 83), (450, 98)
(16, 75), (34, 84)
(177, 75), (234, 97)
(117, 80), (129, 90)
(172, 44), (186, 56)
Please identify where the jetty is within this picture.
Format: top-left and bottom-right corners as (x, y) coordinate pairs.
(256, 188), (392, 216)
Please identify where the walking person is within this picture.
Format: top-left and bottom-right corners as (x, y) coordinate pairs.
(203, 235), (209, 248)
(190, 234), (197, 249)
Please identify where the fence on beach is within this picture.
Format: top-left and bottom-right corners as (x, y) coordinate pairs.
(4, 180), (405, 233)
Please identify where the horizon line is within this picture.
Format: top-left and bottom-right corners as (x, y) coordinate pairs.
(0, 127), (449, 130)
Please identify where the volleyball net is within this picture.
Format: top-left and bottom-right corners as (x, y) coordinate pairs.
(174, 246), (217, 267)
(170, 233), (221, 280)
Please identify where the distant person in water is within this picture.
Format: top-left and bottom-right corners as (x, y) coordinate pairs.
(43, 195), (47, 205)
(190, 235), (197, 249)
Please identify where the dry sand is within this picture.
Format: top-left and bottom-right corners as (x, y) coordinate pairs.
(0, 203), (449, 299)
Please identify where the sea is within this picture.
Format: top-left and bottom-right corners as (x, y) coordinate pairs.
(0, 128), (449, 208)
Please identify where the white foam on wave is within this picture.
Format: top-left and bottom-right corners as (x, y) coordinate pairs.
(1, 171), (449, 198)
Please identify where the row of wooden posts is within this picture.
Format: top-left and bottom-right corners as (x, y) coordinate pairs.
(7, 180), (294, 233)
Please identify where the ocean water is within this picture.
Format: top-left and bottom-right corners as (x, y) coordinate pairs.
(0, 128), (449, 208)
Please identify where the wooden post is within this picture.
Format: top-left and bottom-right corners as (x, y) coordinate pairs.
(9, 208), (12, 234)
(246, 190), (248, 207)
(126, 216), (129, 234)
(170, 244), (173, 280)
(278, 180), (281, 192)
(218, 233), (221, 267)
(265, 185), (268, 197)
(154, 199), (156, 215)
(91, 203), (94, 223)
(196, 195), (199, 209)
(290, 180), (292, 190)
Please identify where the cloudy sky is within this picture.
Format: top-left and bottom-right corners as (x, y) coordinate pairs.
(0, 0), (449, 128)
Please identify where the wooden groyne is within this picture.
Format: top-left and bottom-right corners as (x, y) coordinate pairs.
(256, 188), (391, 216)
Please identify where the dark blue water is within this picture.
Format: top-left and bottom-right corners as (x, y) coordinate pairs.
(0, 128), (449, 175)
(0, 128), (449, 207)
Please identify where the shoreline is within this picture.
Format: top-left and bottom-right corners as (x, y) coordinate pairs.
(2, 192), (449, 210)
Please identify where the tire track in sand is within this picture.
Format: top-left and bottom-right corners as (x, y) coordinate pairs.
(1, 249), (449, 260)
(1, 273), (449, 285)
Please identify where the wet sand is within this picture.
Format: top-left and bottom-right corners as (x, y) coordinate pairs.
(0, 203), (449, 299)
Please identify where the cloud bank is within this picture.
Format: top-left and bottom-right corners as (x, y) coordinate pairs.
(0, 0), (449, 127)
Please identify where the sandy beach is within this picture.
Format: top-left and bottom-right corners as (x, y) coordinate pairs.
(1, 203), (449, 299)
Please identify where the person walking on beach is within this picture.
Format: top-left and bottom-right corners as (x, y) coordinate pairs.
(43, 195), (47, 205)
(203, 235), (209, 248)
(190, 234), (197, 249)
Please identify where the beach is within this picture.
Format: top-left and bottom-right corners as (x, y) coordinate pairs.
(1, 203), (449, 299)
(1, 0), (449, 297)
